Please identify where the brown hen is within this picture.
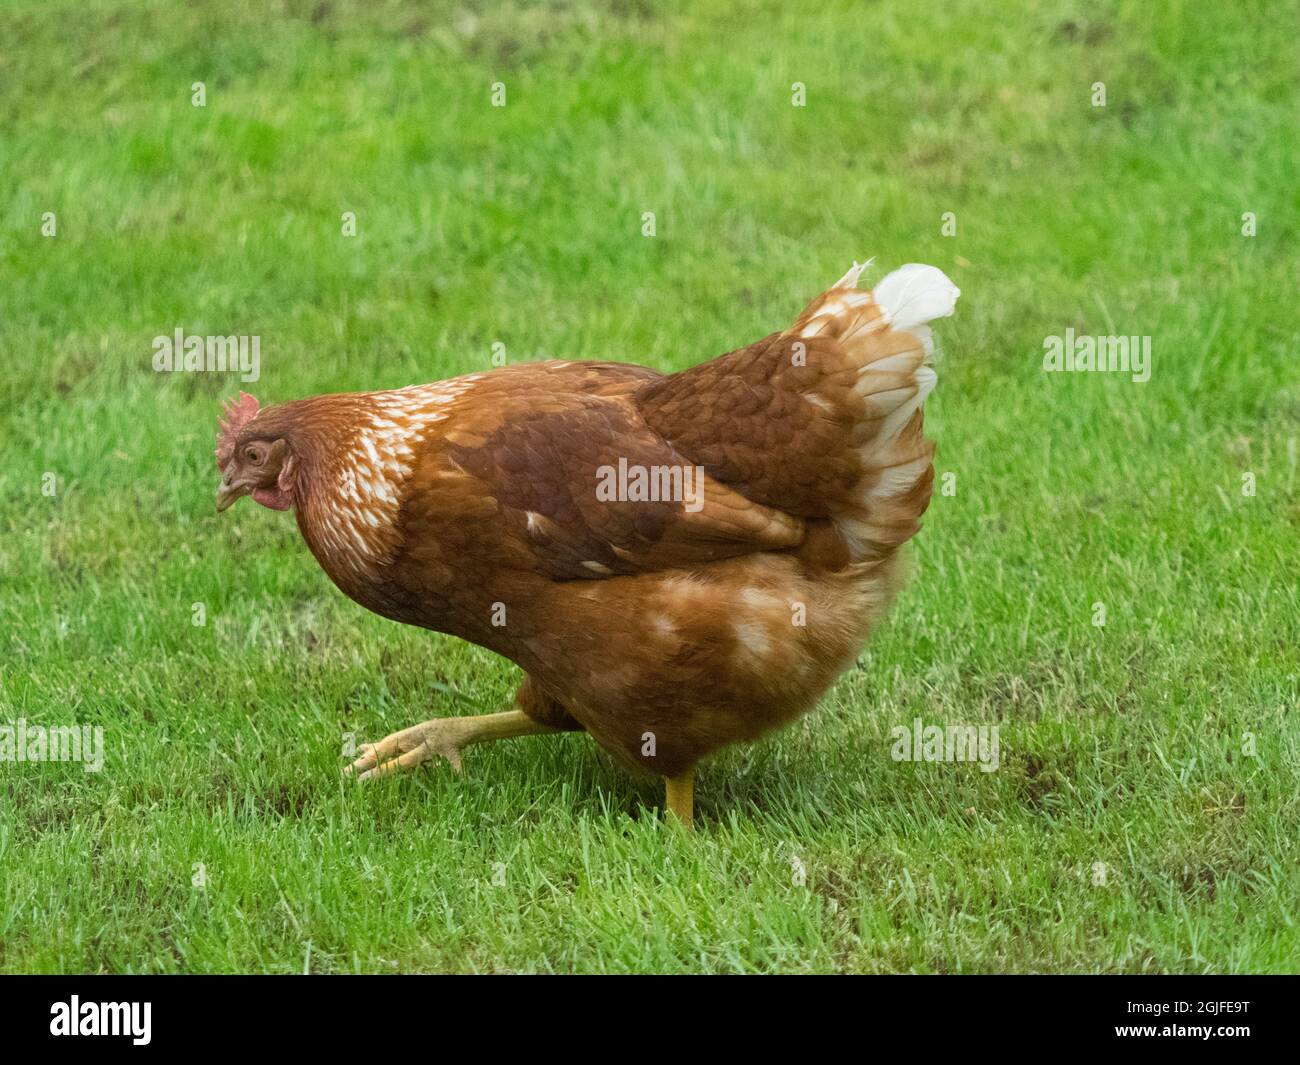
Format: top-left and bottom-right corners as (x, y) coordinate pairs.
(215, 263), (960, 825)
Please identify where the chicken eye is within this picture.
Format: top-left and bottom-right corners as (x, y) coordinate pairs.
(246, 447), (264, 465)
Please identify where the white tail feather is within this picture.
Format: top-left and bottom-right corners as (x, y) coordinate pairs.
(873, 263), (960, 334)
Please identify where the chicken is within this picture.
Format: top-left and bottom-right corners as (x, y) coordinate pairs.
(215, 262), (959, 826)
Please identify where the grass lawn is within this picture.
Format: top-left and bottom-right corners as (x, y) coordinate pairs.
(0, 0), (1296, 973)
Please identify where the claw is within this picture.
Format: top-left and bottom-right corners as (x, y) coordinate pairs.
(343, 710), (551, 783)
(344, 721), (466, 781)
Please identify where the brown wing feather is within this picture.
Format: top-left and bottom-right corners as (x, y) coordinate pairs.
(399, 368), (805, 582)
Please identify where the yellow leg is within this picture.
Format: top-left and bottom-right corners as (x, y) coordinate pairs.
(665, 772), (694, 829)
(346, 709), (556, 780)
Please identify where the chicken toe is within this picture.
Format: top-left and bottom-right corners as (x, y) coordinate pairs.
(345, 710), (555, 781)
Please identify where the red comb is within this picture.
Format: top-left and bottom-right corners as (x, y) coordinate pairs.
(216, 392), (260, 470)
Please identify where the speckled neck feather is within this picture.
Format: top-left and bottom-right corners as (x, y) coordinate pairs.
(252, 380), (477, 586)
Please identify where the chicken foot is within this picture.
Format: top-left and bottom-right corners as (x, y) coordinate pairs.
(347, 710), (696, 829)
(345, 710), (557, 781)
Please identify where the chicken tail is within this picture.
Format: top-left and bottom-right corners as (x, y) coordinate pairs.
(791, 262), (959, 559)
(635, 262), (960, 564)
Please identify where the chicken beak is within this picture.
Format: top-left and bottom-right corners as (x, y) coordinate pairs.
(216, 475), (249, 513)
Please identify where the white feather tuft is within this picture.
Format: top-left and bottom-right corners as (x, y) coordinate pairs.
(873, 264), (960, 333)
(833, 258), (875, 290)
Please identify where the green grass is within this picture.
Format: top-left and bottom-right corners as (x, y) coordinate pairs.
(1, 0), (1297, 973)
